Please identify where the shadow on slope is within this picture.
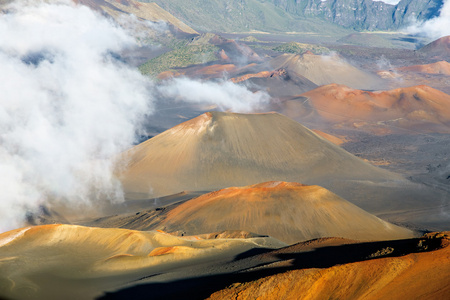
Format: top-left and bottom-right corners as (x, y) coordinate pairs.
(100, 232), (449, 300)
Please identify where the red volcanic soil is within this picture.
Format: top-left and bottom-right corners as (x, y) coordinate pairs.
(300, 84), (450, 133)
(230, 69), (283, 83)
(397, 61), (450, 75)
(269, 53), (382, 90)
(158, 181), (414, 244)
(157, 64), (237, 80)
(0, 224), (283, 300)
(231, 68), (318, 97)
(311, 129), (347, 145)
(186, 64), (237, 78)
(419, 35), (450, 58)
(207, 232), (450, 300)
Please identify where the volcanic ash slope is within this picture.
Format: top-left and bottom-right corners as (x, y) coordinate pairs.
(300, 84), (450, 133)
(397, 60), (450, 75)
(208, 232), (450, 300)
(158, 181), (415, 244)
(119, 111), (402, 200)
(0, 224), (283, 300)
(269, 53), (382, 90)
(418, 35), (450, 58)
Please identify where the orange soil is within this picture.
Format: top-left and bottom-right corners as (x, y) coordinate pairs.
(419, 36), (450, 56)
(301, 84), (450, 131)
(208, 232), (450, 300)
(398, 61), (450, 75)
(311, 129), (346, 145)
(159, 181), (414, 244)
(230, 69), (288, 83)
(230, 71), (272, 83)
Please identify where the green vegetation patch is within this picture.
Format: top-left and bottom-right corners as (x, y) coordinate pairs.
(273, 42), (330, 55)
(139, 44), (219, 76)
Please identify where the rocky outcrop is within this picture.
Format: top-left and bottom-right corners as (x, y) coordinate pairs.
(271, 0), (443, 30)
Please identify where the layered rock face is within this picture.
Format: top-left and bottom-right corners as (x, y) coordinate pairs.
(270, 0), (443, 30)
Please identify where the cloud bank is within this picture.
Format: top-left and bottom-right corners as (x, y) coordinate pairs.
(0, 0), (153, 231)
(159, 78), (270, 113)
(0, 0), (270, 232)
(407, 0), (450, 40)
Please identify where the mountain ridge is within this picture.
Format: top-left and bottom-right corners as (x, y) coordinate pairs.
(140, 0), (443, 33)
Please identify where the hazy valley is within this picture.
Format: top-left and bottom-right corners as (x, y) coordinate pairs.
(0, 0), (449, 299)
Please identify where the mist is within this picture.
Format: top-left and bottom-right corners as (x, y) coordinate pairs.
(375, 55), (402, 83)
(158, 78), (270, 113)
(407, 0), (450, 40)
(382, 0), (400, 4)
(0, 0), (271, 232)
(0, 0), (154, 231)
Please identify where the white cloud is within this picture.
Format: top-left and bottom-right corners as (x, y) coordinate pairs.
(0, 0), (153, 231)
(377, 0), (401, 5)
(158, 78), (270, 113)
(0, 0), (271, 232)
(407, 0), (450, 40)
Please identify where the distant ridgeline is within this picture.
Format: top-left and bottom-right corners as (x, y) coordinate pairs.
(142, 0), (443, 32)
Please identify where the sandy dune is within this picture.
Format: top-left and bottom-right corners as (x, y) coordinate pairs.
(119, 111), (402, 201)
(207, 232), (450, 300)
(269, 53), (382, 89)
(299, 84), (450, 133)
(157, 181), (415, 244)
(99, 232), (450, 299)
(0, 224), (284, 300)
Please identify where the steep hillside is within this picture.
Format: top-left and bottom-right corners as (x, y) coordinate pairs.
(299, 84), (450, 133)
(418, 35), (450, 58)
(269, 53), (382, 89)
(158, 181), (415, 244)
(139, 0), (443, 33)
(142, 0), (352, 34)
(271, 0), (443, 30)
(76, 0), (198, 34)
(1, 0), (443, 33)
(119, 111), (401, 200)
(231, 68), (319, 97)
(0, 224), (283, 299)
(397, 60), (450, 75)
(139, 33), (261, 77)
(208, 232), (450, 300)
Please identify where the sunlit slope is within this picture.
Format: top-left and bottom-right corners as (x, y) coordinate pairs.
(208, 232), (450, 300)
(397, 61), (450, 75)
(418, 35), (450, 58)
(231, 68), (318, 97)
(120, 112), (402, 199)
(158, 181), (415, 244)
(269, 53), (382, 89)
(300, 84), (450, 133)
(0, 224), (283, 300)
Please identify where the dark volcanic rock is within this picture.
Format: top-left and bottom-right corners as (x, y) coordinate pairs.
(271, 0), (443, 30)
